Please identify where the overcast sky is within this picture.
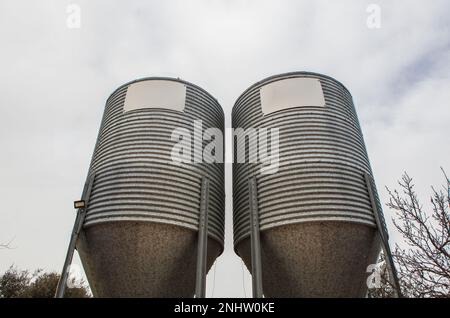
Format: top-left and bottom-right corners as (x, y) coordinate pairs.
(0, 0), (449, 297)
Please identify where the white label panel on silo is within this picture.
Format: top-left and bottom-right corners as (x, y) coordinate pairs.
(260, 78), (326, 115)
(124, 80), (186, 112)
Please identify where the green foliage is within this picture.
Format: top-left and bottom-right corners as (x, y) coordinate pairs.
(0, 266), (90, 298)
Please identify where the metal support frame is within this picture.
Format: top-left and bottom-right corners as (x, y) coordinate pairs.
(195, 177), (210, 298)
(249, 177), (264, 298)
(364, 172), (402, 298)
(55, 173), (96, 298)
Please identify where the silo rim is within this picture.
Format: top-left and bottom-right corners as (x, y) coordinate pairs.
(106, 76), (224, 115)
(232, 71), (352, 114)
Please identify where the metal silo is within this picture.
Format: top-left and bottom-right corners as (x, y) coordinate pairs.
(63, 77), (225, 297)
(232, 72), (396, 297)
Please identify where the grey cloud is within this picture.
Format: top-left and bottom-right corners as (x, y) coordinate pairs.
(0, 0), (449, 297)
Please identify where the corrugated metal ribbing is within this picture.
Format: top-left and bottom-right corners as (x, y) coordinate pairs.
(84, 78), (225, 245)
(232, 72), (384, 246)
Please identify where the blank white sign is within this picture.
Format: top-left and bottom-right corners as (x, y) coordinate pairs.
(124, 80), (186, 112)
(260, 77), (326, 115)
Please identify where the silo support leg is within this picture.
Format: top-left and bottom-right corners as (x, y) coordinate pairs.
(249, 177), (264, 298)
(55, 173), (95, 298)
(195, 177), (210, 298)
(364, 172), (402, 298)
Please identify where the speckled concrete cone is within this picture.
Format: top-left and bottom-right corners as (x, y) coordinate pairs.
(77, 78), (225, 297)
(236, 223), (381, 297)
(78, 223), (222, 297)
(232, 72), (386, 297)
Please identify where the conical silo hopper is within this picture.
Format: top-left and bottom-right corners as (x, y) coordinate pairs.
(232, 72), (386, 297)
(77, 78), (225, 297)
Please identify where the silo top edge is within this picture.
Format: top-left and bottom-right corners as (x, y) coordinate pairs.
(106, 76), (224, 115)
(232, 71), (352, 114)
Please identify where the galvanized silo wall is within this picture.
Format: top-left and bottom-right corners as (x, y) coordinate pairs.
(232, 72), (384, 297)
(77, 77), (225, 297)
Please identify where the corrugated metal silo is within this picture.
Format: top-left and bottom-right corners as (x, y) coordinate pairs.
(232, 72), (385, 297)
(77, 77), (225, 297)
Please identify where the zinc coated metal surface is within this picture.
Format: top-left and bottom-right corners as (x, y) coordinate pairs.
(84, 77), (225, 245)
(232, 72), (386, 246)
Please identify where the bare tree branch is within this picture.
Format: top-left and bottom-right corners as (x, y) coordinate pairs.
(374, 171), (450, 298)
(0, 237), (15, 250)
(0, 242), (12, 250)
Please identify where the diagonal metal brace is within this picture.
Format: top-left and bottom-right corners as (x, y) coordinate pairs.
(364, 172), (402, 298)
(55, 172), (96, 298)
